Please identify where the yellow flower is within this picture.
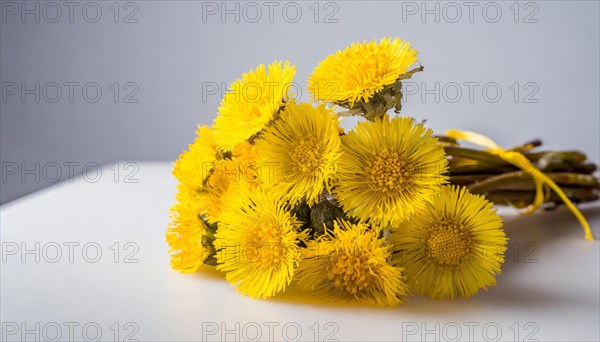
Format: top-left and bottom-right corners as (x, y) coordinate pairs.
(214, 188), (307, 298)
(295, 220), (409, 306)
(173, 125), (218, 191)
(213, 61), (296, 150)
(391, 185), (507, 299)
(166, 185), (211, 273)
(231, 140), (259, 164)
(202, 157), (259, 223)
(308, 37), (418, 105)
(334, 116), (447, 228)
(256, 102), (341, 205)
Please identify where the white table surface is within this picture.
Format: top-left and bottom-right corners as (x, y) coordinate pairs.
(1, 162), (599, 342)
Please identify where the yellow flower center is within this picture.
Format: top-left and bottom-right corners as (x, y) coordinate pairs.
(426, 222), (472, 266)
(327, 251), (373, 295)
(367, 149), (414, 193)
(245, 218), (285, 268)
(289, 138), (321, 175)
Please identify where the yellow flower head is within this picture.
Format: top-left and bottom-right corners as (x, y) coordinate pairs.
(166, 185), (211, 273)
(296, 220), (409, 306)
(202, 157), (259, 223)
(213, 61), (297, 150)
(231, 140), (259, 164)
(391, 185), (507, 299)
(308, 37), (418, 105)
(256, 102), (341, 205)
(334, 116), (448, 228)
(173, 125), (218, 191)
(214, 188), (307, 298)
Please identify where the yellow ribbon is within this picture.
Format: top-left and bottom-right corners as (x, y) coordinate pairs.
(446, 129), (595, 241)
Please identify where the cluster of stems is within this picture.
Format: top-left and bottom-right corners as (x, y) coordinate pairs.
(439, 137), (599, 209)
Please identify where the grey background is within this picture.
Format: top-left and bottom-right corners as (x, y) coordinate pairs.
(1, 0), (599, 204)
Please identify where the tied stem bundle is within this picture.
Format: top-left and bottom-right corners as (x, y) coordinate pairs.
(443, 130), (597, 241)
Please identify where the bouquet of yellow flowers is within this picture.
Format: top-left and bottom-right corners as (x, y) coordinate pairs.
(166, 38), (598, 306)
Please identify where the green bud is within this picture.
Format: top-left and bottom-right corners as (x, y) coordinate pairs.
(310, 200), (346, 237)
(291, 200), (312, 230)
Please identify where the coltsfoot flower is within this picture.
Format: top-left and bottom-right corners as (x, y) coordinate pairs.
(166, 185), (211, 273)
(308, 37), (418, 106)
(173, 125), (218, 191)
(334, 115), (447, 228)
(391, 185), (507, 299)
(212, 61), (296, 150)
(256, 102), (341, 205)
(296, 219), (409, 306)
(214, 188), (307, 298)
(202, 157), (259, 223)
